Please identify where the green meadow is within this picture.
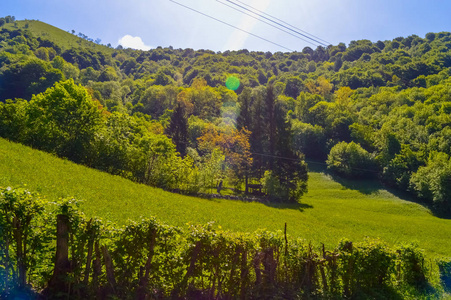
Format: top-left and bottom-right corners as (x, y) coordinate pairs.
(1, 137), (450, 258)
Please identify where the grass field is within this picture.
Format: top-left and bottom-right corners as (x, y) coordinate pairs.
(3, 20), (114, 53)
(1, 137), (450, 258)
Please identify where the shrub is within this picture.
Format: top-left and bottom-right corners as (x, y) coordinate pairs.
(261, 170), (286, 200)
(410, 152), (451, 212)
(327, 141), (377, 178)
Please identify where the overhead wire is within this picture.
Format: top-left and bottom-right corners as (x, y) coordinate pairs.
(249, 151), (379, 174)
(169, 0), (295, 52)
(215, 0), (318, 47)
(169, 136), (379, 174)
(222, 0), (328, 47)
(233, 0), (332, 46)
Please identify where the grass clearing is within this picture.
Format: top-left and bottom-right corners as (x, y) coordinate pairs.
(1, 137), (450, 258)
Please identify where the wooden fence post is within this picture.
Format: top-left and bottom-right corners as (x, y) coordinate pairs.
(101, 245), (117, 296)
(47, 214), (71, 295)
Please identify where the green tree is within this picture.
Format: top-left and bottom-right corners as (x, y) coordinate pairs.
(382, 145), (424, 190)
(292, 120), (327, 159)
(166, 102), (188, 157)
(236, 87), (252, 131)
(98, 66), (120, 82)
(410, 152), (451, 212)
(0, 99), (29, 142)
(327, 141), (377, 178)
(284, 76), (303, 98)
(0, 59), (63, 101)
(26, 79), (103, 163)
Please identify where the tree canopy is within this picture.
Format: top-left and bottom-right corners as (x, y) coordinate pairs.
(2, 20), (451, 208)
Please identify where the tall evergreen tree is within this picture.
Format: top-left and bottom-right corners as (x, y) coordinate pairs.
(273, 100), (308, 201)
(249, 87), (266, 179)
(166, 102), (188, 157)
(237, 87), (252, 131)
(265, 83), (277, 170)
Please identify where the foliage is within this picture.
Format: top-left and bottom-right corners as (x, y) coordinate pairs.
(198, 125), (252, 186)
(327, 141), (377, 178)
(0, 187), (52, 293)
(382, 145), (424, 190)
(0, 187), (446, 299)
(0, 58), (63, 101)
(2, 137), (451, 260)
(410, 152), (451, 212)
(165, 101), (188, 157)
(292, 120), (327, 159)
(2, 20), (451, 209)
(26, 79), (103, 163)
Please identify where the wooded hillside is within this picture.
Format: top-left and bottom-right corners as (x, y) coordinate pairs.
(2, 18), (451, 213)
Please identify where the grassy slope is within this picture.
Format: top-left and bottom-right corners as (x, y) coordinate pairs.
(1, 137), (450, 258)
(3, 20), (114, 53)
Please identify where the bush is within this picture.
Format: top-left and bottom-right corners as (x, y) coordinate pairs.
(0, 188), (443, 299)
(327, 141), (377, 178)
(258, 169), (307, 203)
(410, 152), (451, 212)
(261, 170), (286, 200)
(438, 258), (451, 292)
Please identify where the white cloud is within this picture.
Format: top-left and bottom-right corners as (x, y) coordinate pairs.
(118, 35), (152, 51)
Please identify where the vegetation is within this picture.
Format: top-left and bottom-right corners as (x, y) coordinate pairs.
(326, 141), (377, 178)
(1, 137), (451, 260)
(0, 186), (445, 299)
(2, 20), (451, 211)
(1, 16), (451, 297)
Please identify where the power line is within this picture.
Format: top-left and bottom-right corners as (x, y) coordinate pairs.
(216, 0), (318, 47)
(233, 0), (332, 46)
(222, 0), (328, 47)
(170, 135), (379, 174)
(169, 0), (294, 52)
(248, 151), (378, 173)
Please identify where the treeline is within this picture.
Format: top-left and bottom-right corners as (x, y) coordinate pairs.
(1, 187), (449, 299)
(0, 79), (306, 200)
(0, 16), (15, 27)
(2, 20), (451, 209)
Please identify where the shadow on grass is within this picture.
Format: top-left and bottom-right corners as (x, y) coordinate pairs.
(328, 173), (382, 195)
(308, 161), (382, 195)
(263, 201), (313, 212)
(192, 190), (313, 211)
(307, 160), (451, 219)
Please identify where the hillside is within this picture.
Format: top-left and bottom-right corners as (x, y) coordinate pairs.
(3, 19), (114, 53)
(2, 17), (451, 298)
(2, 137), (450, 258)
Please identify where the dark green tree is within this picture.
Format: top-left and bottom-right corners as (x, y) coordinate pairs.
(0, 59), (63, 101)
(284, 76), (303, 98)
(236, 87), (252, 131)
(166, 102), (188, 157)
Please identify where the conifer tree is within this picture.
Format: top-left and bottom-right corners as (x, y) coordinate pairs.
(166, 102), (188, 157)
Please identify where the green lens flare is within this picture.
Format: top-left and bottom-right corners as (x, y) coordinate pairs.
(225, 76), (240, 91)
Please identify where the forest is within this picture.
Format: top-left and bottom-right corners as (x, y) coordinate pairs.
(2, 18), (451, 212)
(1, 16), (451, 298)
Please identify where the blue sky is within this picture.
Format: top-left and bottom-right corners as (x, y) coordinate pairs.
(2, 0), (451, 52)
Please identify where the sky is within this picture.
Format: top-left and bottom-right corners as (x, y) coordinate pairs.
(2, 0), (451, 53)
